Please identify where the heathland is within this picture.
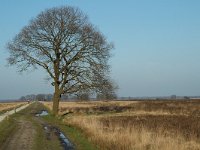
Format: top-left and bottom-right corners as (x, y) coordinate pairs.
(1, 100), (200, 150)
(44, 100), (200, 150)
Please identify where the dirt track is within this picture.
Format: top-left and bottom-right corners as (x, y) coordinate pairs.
(0, 102), (64, 150)
(1, 118), (35, 150)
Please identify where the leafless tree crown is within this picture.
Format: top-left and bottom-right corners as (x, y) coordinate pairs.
(7, 6), (114, 96)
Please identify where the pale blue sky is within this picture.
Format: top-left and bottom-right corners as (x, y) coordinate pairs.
(1, 0), (200, 99)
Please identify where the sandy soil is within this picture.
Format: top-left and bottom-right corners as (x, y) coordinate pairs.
(1, 118), (36, 150)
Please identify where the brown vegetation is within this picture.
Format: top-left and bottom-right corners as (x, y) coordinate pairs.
(43, 100), (200, 150)
(0, 102), (27, 113)
(43, 101), (138, 115)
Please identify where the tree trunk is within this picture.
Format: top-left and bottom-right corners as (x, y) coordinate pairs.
(52, 87), (61, 115)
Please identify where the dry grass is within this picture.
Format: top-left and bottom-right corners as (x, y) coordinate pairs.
(43, 100), (200, 150)
(65, 116), (200, 150)
(0, 102), (27, 113)
(43, 101), (138, 115)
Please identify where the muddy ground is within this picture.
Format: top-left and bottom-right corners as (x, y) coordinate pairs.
(0, 102), (71, 150)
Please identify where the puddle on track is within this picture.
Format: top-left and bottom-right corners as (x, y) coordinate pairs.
(35, 110), (49, 117)
(43, 124), (74, 150)
(36, 110), (74, 150)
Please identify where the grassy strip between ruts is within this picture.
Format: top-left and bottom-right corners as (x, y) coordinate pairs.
(42, 105), (98, 150)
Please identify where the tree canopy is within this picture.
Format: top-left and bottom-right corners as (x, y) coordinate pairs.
(7, 6), (116, 114)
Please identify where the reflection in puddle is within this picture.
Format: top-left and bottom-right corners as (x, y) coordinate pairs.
(35, 110), (49, 117)
(36, 110), (74, 149)
(43, 124), (74, 150)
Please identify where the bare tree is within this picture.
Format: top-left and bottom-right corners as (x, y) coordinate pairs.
(7, 6), (114, 115)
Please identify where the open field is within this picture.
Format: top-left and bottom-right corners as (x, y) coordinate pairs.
(0, 102), (27, 114)
(43, 100), (200, 150)
(44, 101), (139, 115)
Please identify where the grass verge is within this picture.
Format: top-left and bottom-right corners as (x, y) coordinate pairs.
(42, 113), (98, 150)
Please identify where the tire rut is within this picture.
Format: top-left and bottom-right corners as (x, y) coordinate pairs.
(1, 118), (36, 150)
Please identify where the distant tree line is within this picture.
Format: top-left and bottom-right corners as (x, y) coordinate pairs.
(19, 94), (53, 101)
(19, 91), (117, 101)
